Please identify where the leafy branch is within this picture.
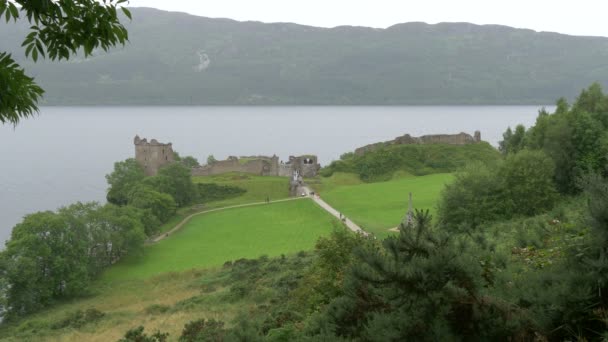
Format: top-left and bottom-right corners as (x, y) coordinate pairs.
(0, 0), (131, 124)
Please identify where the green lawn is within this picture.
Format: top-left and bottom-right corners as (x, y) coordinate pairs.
(103, 199), (337, 282)
(317, 173), (454, 238)
(193, 172), (290, 208)
(154, 173), (291, 235)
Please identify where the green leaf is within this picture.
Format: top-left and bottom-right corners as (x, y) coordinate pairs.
(35, 40), (45, 58)
(8, 2), (18, 21)
(25, 43), (34, 58)
(121, 7), (131, 20)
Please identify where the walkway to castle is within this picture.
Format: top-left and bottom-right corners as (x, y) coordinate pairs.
(151, 190), (367, 243)
(301, 186), (367, 235)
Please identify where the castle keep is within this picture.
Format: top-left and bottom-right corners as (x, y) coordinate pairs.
(134, 135), (175, 176)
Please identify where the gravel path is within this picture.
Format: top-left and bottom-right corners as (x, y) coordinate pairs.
(301, 186), (368, 236)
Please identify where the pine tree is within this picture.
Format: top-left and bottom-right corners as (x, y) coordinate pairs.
(316, 209), (534, 341)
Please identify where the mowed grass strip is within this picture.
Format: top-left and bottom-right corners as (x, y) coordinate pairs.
(320, 173), (453, 238)
(103, 199), (337, 282)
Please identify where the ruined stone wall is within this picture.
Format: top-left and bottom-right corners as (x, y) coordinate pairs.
(190, 154), (320, 178)
(355, 131), (482, 156)
(284, 155), (320, 178)
(278, 164), (292, 177)
(134, 135), (174, 176)
(191, 156), (278, 177)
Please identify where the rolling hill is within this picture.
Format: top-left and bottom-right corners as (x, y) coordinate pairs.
(1, 7), (608, 105)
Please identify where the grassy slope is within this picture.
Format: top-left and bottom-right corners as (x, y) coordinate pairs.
(156, 173), (290, 234)
(103, 199), (337, 282)
(0, 269), (239, 342)
(192, 173), (290, 208)
(0, 252), (320, 342)
(314, 173), (453, 238)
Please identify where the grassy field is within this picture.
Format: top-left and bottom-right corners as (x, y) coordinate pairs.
(155, 173), (290, 234)
(192, 173), (290, 208)
(104, 199), (337, 282)
(313, 172), (454, 238)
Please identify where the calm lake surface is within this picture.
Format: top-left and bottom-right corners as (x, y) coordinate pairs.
(0, 106), (551, 244)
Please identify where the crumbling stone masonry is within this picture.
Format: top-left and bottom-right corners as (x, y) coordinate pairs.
(354, 131), (482, 156)
(192, 154), (320, 178)
(134, 135), (174, 176)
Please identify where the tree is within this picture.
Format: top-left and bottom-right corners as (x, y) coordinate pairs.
(207, 155), (217, 165)
(106, 158), (145, 205)
(89, 204), (146, 264)
(312, 210), (531, 340)
(436, 162), (506, 231)
(498, 124), (526, 155)
(144, 162), (197, 207)
(127, 184), (177, 224)
(499, 150), (558, 216)
(0, 0), (131, 125)
(181, 156), (200, 168)
(0, 211), (90, 317)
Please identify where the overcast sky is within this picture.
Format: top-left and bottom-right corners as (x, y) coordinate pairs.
(128, 0), (608, 37)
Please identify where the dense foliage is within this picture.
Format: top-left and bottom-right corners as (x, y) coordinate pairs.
(143, 163), (198, 207)
(0, 0), (130, 124)
(500, 83), (608, 193)
(0, 202), (146, 318)
(195, 183), (247, 203)
(0, 157), (207, 318)
(322, 142), (500, 181)
(106, 158), (146, 206)
(106, 159), (196, 231)
(437, 149), (558, 229)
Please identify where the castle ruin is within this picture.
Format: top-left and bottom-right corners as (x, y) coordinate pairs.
(134, 135), (175, 176)
(354, 131), (482, 156)
(133, 135), (321, 179)
(191, 154), (320, 178)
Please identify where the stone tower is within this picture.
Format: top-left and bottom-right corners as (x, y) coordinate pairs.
(287, 155), (321, 178)
(134, 135), (174, 176)
(474, 130), (481, 142)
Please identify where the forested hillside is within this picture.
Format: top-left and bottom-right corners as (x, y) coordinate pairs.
(1, 7), (608, 105)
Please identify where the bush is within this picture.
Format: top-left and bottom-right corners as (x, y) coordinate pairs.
(144, 304), (171, 315)
(51, 308), (104, 329)
(499, 150), (558, 216)
(179, 319), (225, 342)
(119, 326), (169, 342)
(196, 183), (246, 203)
(437, 150), (558, 230)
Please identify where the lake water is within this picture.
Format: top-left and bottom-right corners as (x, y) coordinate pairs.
(0, 105), (551, 244)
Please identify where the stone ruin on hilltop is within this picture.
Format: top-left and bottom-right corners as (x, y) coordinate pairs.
(354, 131), (482, 156)
(134, 135), (175, 176)
(133, 135), (321, 178)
